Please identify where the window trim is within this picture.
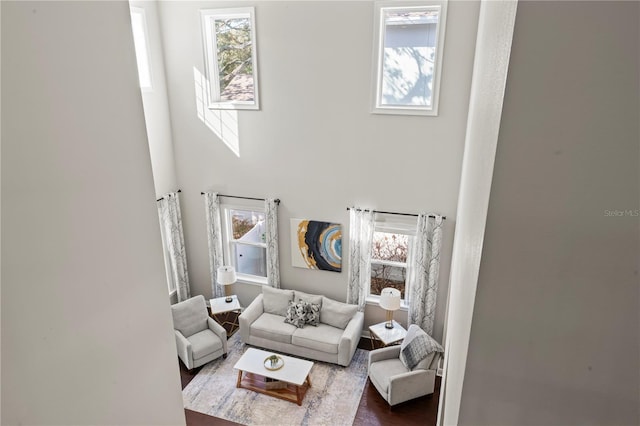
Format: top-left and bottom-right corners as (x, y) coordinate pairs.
(200, 7), (260, 110)
(221, 203), (268, 286)
(371, 0), (448, 116)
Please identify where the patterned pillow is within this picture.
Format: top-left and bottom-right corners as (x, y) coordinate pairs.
(399, 325), (444, 370)
(305, 302), (321, 326)
(284, 300), (306, 328)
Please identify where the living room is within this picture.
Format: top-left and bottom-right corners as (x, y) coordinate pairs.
(2, 1), (638, 426)
(143, 1), (471, 423)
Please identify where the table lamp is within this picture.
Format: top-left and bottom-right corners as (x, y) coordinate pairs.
(379, 287), (401, 329)
(217, 265), (237, 303)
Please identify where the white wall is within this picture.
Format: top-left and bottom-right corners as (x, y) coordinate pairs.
(157, 1), (480, 341)
(459, 1), (639, 424)
(1, 1), (185, 425)
(130, 0), (179, 198)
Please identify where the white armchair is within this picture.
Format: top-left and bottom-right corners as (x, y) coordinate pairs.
(171, 295), (227, 370)
(368, 324), (442, 406)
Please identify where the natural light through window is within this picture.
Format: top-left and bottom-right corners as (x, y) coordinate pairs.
(223, 207), (267, 283)
(371, 231), (410, 299)
(194, 67), (240, 156)
(201, 7), (260, 110)
(130, 7), (152, 90)
(372, 1), (447, 116)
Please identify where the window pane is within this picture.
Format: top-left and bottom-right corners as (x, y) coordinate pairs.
(371, 232), (409, 263)
(232, 243), (267, 277)
(230, 209), (265, 241)
(130, 9), (152, 89)
(381, 7), (439, 107)
(214, 16), (254, 102)
(371, 264), (406, 299)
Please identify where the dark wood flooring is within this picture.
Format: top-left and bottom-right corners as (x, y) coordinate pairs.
(181, 314), (440, 426)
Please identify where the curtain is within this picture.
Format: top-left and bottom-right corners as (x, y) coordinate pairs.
(157, 192), (190, 302)
(347, 207), (374, 311)
(264, 198), (281, 288)
(407, 213), (444, 335)
(203, 192), (225, 298)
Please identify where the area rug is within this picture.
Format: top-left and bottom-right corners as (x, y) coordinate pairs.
(182, 333), (368, 426)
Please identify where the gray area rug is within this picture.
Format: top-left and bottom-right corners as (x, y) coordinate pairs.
(182, 333), (368, 426)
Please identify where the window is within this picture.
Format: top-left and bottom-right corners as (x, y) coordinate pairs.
(222, 206), (267, 284)
(130, 7), (153, 90)
(369, 221), (415, 303)
(372, 1), (447, 116)
(201, 8), (260, 110)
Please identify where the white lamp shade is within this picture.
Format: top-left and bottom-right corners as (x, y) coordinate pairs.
(379, 287), (401, 311)
(216, 265), (237, 285)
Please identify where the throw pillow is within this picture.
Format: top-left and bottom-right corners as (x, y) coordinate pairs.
(305, 302), (321, 326)
(293, 290), (323, 308)
(319, 297), (358, 329)
(284, 300), (306, 328)
(262, 286), (294, 317)
(399, 324), (444, 370)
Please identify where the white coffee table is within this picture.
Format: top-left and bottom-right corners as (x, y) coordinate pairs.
(234, 347), (313, 405)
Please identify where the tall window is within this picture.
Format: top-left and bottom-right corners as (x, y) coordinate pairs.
(201, 7), (260, 110)
(372, 1), (447, 116)
(369, 222), (414, 302)
(130, 7), (153, 90)
(222, 206), (267, 283)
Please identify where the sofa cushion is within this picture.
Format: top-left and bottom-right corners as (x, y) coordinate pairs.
(400, 324), (444, 370)
(188, 329), (223, 360)
(251, 312), (297, 344)
(262, 286), (294, 316)
(368, 358), (409, 393)
(320, 297), (357, 329)
(294, 290), (323, 307)
(284, 300), (307, 328)
(171, 295), (208, 338)
(292, 323), (343, 354)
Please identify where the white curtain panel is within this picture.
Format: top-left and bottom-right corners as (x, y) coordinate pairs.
(407, 213), (444, 335)
(157, 192), (191, 302)
(203, 192), (225, 298)
(347, 207), (374, 311)
(264, 198), (281, 288)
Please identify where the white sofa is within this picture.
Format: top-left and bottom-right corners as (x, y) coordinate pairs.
(239, 287), (364, 366)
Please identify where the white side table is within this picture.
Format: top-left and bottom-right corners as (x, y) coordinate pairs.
(369, 320), (407, 349)
(209, 295), (242, 336)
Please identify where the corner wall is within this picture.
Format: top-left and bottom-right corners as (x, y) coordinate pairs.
(1, 2), (185, 424)
(459, 1), (640, 424)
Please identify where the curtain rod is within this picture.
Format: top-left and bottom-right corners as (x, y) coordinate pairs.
(200, 192), (280, 204)
(346, 206), (446, 220)
(156, 189), (181, 202)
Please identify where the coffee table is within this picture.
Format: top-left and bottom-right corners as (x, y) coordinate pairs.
(234, 347), (313, 405)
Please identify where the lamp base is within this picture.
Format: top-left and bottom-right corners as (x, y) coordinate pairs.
(385, 321), (394, 329)
(225, 296), (233, 303)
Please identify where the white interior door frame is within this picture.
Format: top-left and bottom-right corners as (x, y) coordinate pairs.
(437, 1), (518, 425)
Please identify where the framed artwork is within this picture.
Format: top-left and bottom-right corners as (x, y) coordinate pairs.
(290, 219), (342, 272)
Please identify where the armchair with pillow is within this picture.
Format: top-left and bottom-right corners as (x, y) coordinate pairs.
(368, 324), (443, 406)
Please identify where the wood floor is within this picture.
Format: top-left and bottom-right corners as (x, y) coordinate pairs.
(179, 333), (440, 426)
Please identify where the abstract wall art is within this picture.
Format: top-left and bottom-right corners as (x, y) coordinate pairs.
(290, 219), (342, 272)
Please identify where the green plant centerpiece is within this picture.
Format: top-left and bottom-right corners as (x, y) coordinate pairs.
(267, 355), (279, 367)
